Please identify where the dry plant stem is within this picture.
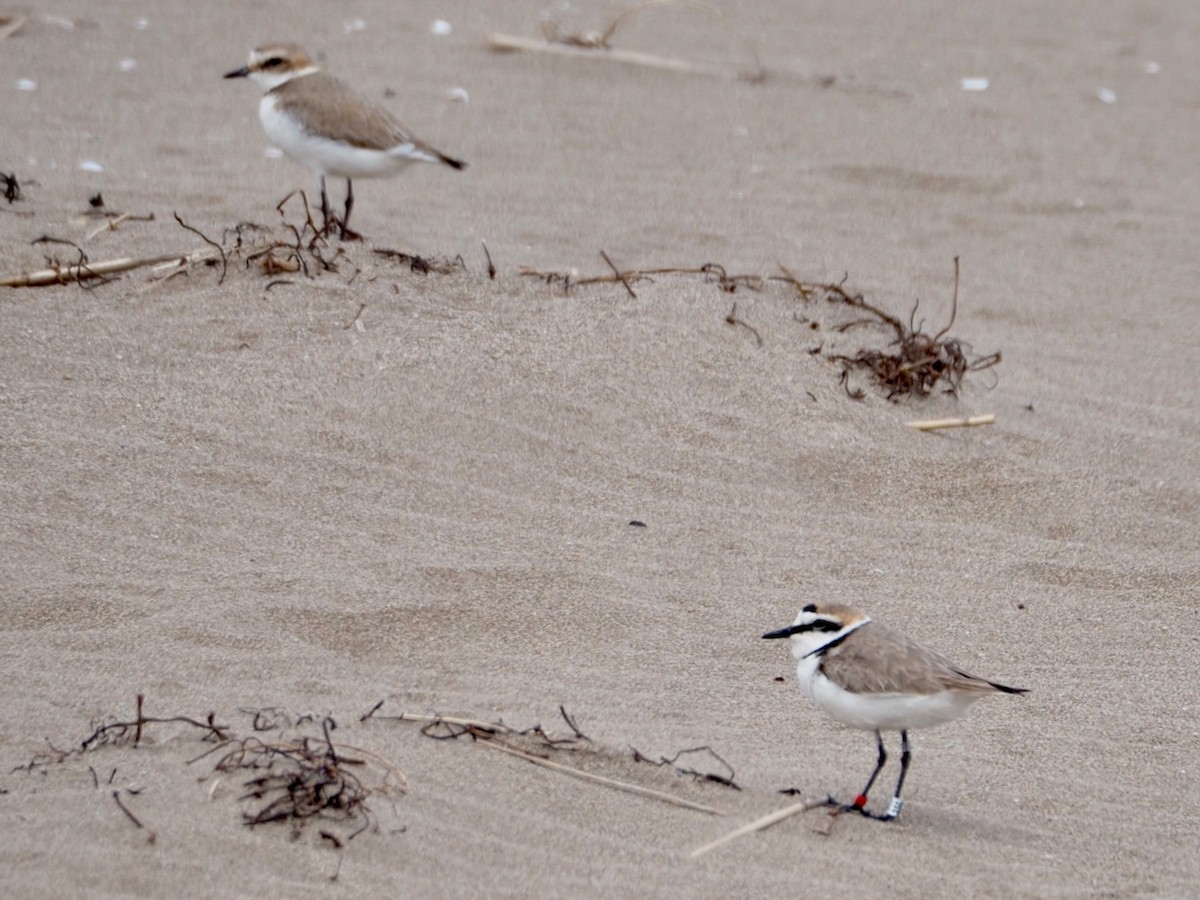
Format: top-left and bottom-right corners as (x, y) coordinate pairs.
(81, 702), (228, 751)
(632, 745), (740, 790)
(776, 259), (1000, 400)
(478, 739), (723, 815)
(85, 213), (132, 241)
(111, 790), (144, 829)
(275, 190), (320, 238)
(0, 15), (26, 42)
(531, 0), (765, 79)
(934, 256), (961, 342)
(371, 706), (714, 812)
(367, 711), (519, 733)
(82, 212), (153, 242)
(725, 302), (762, 347)
(907, 414), (995, 431)
(558, 705), (590, 742)
(621, 0), (765, 80)
(0, 250), (218, 288)
(775, 261), (811, 298)
(215, 726), (375, 837)
(173, 212), (227, 284)
(481, 239), (496, 279)
(330, 743), (410, 794)
(600, 250), (637, 298)
(344, 303), (367, 330)
(518, 263), (763, 293)
(689, 797), (832, 857)
(491, 33), (747, 79)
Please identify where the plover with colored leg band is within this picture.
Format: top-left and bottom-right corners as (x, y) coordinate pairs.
(763, 603), (1028, 822)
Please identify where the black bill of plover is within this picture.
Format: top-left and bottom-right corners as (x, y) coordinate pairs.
(224, 42), (465, 239)
(763, 602), (1028, 821)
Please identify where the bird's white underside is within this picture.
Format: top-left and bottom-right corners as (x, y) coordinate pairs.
(794, 650), (984, 730)
(259, 95), (441, 179)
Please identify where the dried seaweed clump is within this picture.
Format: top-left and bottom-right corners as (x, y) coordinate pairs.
(213, 718), (377, 842)
(13, 696), (405, 851)
(785, 258), (1001, 401)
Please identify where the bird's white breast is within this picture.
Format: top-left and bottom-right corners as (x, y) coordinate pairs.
(796, 655), (982, 731)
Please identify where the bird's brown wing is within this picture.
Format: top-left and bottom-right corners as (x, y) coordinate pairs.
(273, 73), (419, 150)
(819, 622), (1008, 695)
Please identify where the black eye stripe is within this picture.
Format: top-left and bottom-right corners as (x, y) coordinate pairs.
(796, 617), (842, 634)
(263, 57), (284, 68)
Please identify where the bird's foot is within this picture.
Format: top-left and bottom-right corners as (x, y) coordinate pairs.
(315, 213), (361, 242)
(826, 794), (902, 822)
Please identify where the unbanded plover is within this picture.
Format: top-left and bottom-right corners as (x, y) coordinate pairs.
(763, 603), (1027, 821)
(224, 42), (465, 239)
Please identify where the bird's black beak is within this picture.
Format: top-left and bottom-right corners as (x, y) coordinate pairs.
(762, 626), (798, 640)
(224, 66), (250, 79)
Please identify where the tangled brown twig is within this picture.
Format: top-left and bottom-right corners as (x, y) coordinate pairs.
(212, 718), (375, 840)
(630, 745), (741, 789)
(779, 258), (1001, 401)
(12, 695), (404, 849)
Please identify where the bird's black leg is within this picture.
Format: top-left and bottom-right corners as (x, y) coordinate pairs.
(875, 729), (912, 821)
(339, 178), (361, 240)
(820, 730), (904, 822)
(842, 730), (888, 814)
(318, 174), (333, 236)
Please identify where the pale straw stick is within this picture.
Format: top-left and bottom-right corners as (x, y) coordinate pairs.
(906, 414), (996, 431)
(689, 798), (831, 857)
(490, 33), (741, 79)
(479, 738), (723, 815)
(1, 248), (219, 288)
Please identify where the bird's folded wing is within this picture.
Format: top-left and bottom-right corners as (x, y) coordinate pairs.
(819, 624), (999, 695)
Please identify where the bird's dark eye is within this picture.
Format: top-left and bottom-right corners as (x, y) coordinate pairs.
(262, 57), (284, 69)
(791, 616), (841, 634)
(802, 603), (817, 613)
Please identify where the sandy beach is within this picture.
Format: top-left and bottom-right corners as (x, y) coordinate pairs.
(2, 2), (1198, 897)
